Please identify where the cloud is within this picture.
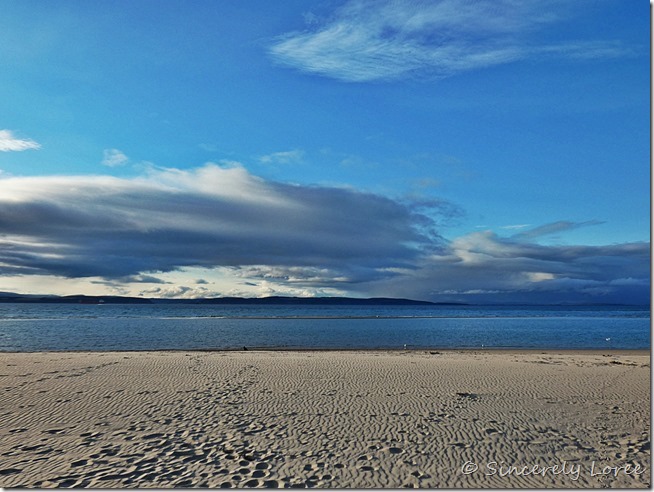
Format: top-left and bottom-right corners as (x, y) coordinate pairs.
(139, 285), (220, 299)
(226, 277), (347, 299)
(361, 230), (650, 304)
(89, 274), (170, 295)
(501, 224), (531, 230)
(231, 265), (357, 287)
(0, 164), (647, 303)
(119, 275), (169, 284)
(259, 149), (305, 165)
(0, 129), (41, 152)
(511, 220), (604, 240)
(269, 0), (631, 82)
(0, 163), (436, 281)
(102, 148), (129, 167)
(199, 143), (219, 152)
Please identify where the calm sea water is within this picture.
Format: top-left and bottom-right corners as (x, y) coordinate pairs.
(0, 303), (649, 351)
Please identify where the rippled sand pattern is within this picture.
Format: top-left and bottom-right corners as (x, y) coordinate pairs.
(0, 351), (650, 488)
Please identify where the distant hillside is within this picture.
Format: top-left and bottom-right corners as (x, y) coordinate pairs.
(0, 293), (463, 306)
(191, 296), (448, 306)
(0, 294), (152, 304)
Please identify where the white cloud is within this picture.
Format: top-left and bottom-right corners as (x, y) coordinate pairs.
(269, 0), (631, 82)
(259, 149), (305, 165)
(0, 129), (41, 152)
(225, 279), (347, 299)
(199, 143), (219, 152)
(501, 224), (531, 230)
(527, 272), (556, 282)
(138, 285), (221, 299)
(102, 148), (129, 167)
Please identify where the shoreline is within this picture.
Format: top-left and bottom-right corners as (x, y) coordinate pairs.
(1, 347), (650, 355)
(1, 350), (650, 488)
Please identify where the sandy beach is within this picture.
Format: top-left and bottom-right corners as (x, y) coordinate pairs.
(0, 350), (649, 488)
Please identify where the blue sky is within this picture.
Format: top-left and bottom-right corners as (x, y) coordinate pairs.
(0, 0), (649, 304)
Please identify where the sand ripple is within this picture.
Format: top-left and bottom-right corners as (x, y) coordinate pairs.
(0, 350), (649, 488)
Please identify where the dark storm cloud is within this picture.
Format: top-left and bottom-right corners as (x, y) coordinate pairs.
(361, 231), (649, 304)
(0, 164), (436, 279)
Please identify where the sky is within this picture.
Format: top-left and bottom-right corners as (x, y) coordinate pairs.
(0, 0), (649, 304)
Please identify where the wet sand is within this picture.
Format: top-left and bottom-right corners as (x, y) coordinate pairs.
(0, 350), (650, 488)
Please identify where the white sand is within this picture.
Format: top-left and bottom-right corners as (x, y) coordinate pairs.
(0, 350), (650, 488)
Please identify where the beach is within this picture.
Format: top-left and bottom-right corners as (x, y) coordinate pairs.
(0, 350), (650, 488)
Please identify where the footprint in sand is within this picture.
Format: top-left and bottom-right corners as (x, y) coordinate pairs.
(44, 428), (66, 435)
(0, 468), (22, 476)
(411, 471), (431, 479)
(456, 392), (479, 400)
(22, 444), (44, 451)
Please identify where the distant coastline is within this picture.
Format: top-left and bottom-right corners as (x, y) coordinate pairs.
(0, 293), (456, 306)
(0, 292), (648, 307)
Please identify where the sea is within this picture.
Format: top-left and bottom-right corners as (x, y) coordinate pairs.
(0, 303), (649, 352)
